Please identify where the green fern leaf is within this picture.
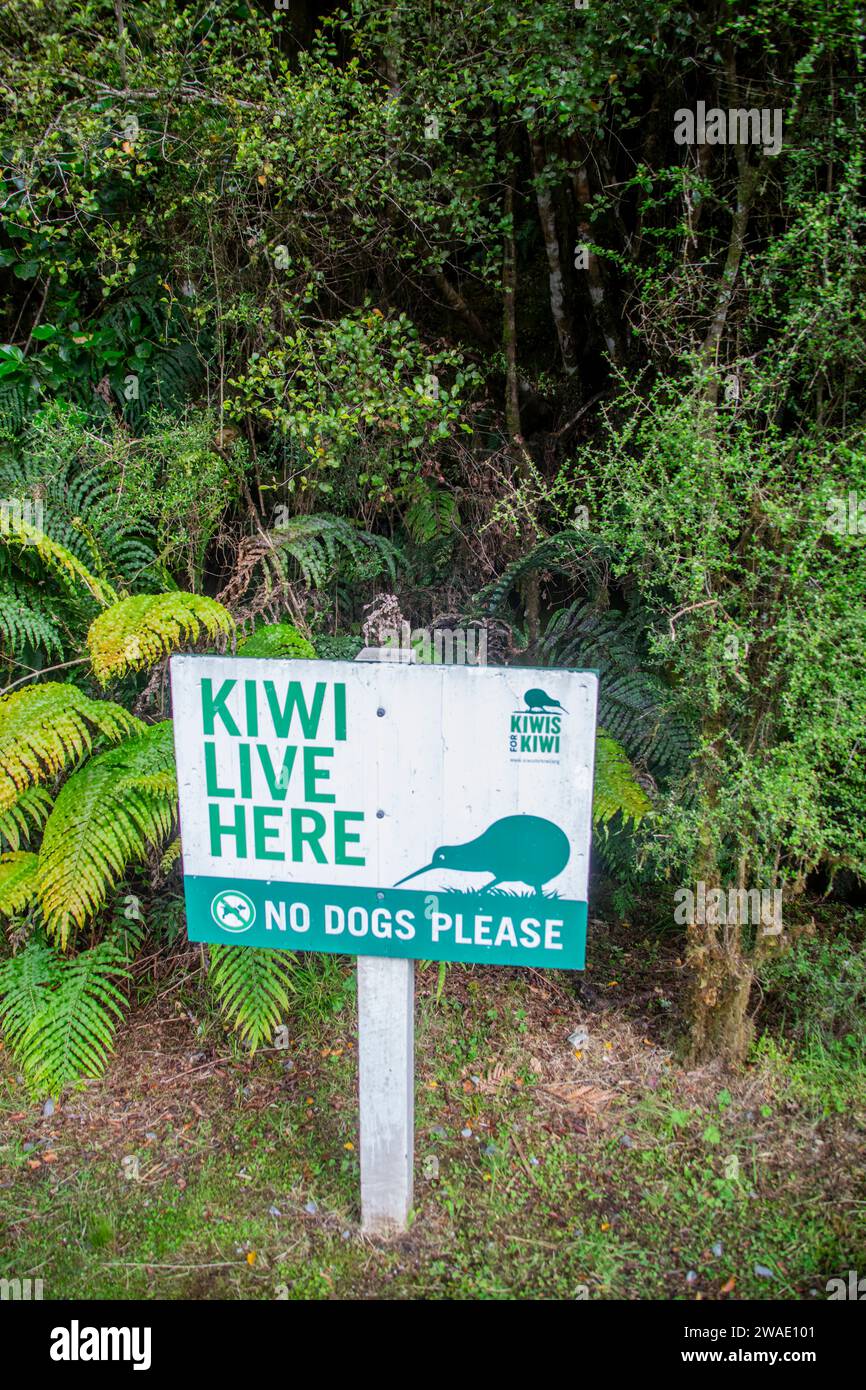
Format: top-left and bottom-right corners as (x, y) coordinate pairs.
(0, 511), (116, 606)
(159, 836), (182, 874)
(237, 514), (402, 599)
(0, 850), (40, 916)
(0, 580), (65, 659)
(593, 732), (653, 829)
(37, 721), (177, 946)
(0, 682), (142, 813)
(0, 785), (54, 850)
(87, 592), (235, 684)
(0, 938), (58, 1055)
(4, 939), (130, 1096)
(209, 944), (297, 1052)
(406, 487), (459, 543)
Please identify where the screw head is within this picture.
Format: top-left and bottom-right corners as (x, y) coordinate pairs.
(376, 707), (386, 717)
(376, 809), (385, 819)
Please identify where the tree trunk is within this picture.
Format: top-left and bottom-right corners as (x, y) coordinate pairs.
(502, 136), (540, 645)
(570, 155), (625, 365)
(529, 130), (578, 375)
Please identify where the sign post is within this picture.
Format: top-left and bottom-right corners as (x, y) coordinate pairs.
(354, 646), (414, 1234)
(357, 953), (414, 1232)
(170, 654), (598, 1235)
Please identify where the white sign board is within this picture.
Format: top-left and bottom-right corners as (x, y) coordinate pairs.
(170, 657), (598, 969)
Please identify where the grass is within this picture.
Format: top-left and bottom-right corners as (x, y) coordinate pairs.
(1, 918), (865, 1300)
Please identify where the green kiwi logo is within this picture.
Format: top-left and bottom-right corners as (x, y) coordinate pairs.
(509, 689), (565, 757)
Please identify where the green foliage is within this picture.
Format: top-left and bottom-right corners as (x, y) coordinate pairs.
(313, 634), (364, 662)
(97, 411), (246, 587)
(478, 530), (610, 618)
(232, 513), (403, 602)
(757, 928), (866, 1052)
(0, 505), (116, 608)
(0, 580), (65, 660)
(0, 682), (141, 813)
(228, 309), (477, 512)
(538, 600), (692, 776)
(0, 407), (156, 590)
(582, 383), (866, 885)
(208, 944), (298, 1053)
(405, 487), (460, 544)
(0, 785), (53, 851)
(236, 623), (316, 660)
(592, 733), (652, 830)
(87, 592), (235, 684)
(37, 721), (177, 947)
(0, 937), (129, 1096)
(0, 849), (39, 915)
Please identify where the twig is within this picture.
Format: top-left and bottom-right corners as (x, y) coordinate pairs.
(667, 598), (718, 640)
(1, 656), (88, 695)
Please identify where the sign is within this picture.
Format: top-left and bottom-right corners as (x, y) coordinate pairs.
(170, 657), (598, 970)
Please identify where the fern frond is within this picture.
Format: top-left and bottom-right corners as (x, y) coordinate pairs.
(0, 512), (117, 606)
(538, 598), (693, 775)
(159, 836), (182, 874)
(406, 487), (459, 543)
(0, 850), (40, 916)
(477, 530), (609, 616)
(0, 580), (65, 659)
(209, 944), (297, 1052)
(268, 514), (401, 588)
(0, 785), (54, 850)
(593, 732), (653, 829)
(236, 623), (316, 660)
(0, 938), (129, 1096)
(0, 682), (142, 813)
(37, 721), (177, 946)
(87, 592), (235, 684)
(0, 938), (58, 1054)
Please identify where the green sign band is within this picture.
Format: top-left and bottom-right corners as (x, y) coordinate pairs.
(184, 875), (587, 969)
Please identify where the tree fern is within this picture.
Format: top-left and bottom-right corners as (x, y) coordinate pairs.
(0, 936), (129, 1096)
(0, 785), (53, 850)
(0, 850), (39, 915)
(537, 599), (693, 777)
(0, 682), (141, 813)
(37, 720), (177, 946)
(405, 486), (459, 543)
(87, 592), (235, 684)
(236, 623), (316, 660)
(209, 943), (298, 1052)
(222, 513), (402, 605)
(477, 529), (610, 617)
(593, 732), (653, 829)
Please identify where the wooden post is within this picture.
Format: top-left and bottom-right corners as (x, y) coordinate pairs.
(357, 954), (414, 1233)
(355, 646), (414, 1234)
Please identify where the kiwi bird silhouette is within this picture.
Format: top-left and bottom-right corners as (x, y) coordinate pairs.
(523, 687), (568, 713)
(394, 815), (570, 895)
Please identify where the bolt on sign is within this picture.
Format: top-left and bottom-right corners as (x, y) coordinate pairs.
(170, 657), (598, 969)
